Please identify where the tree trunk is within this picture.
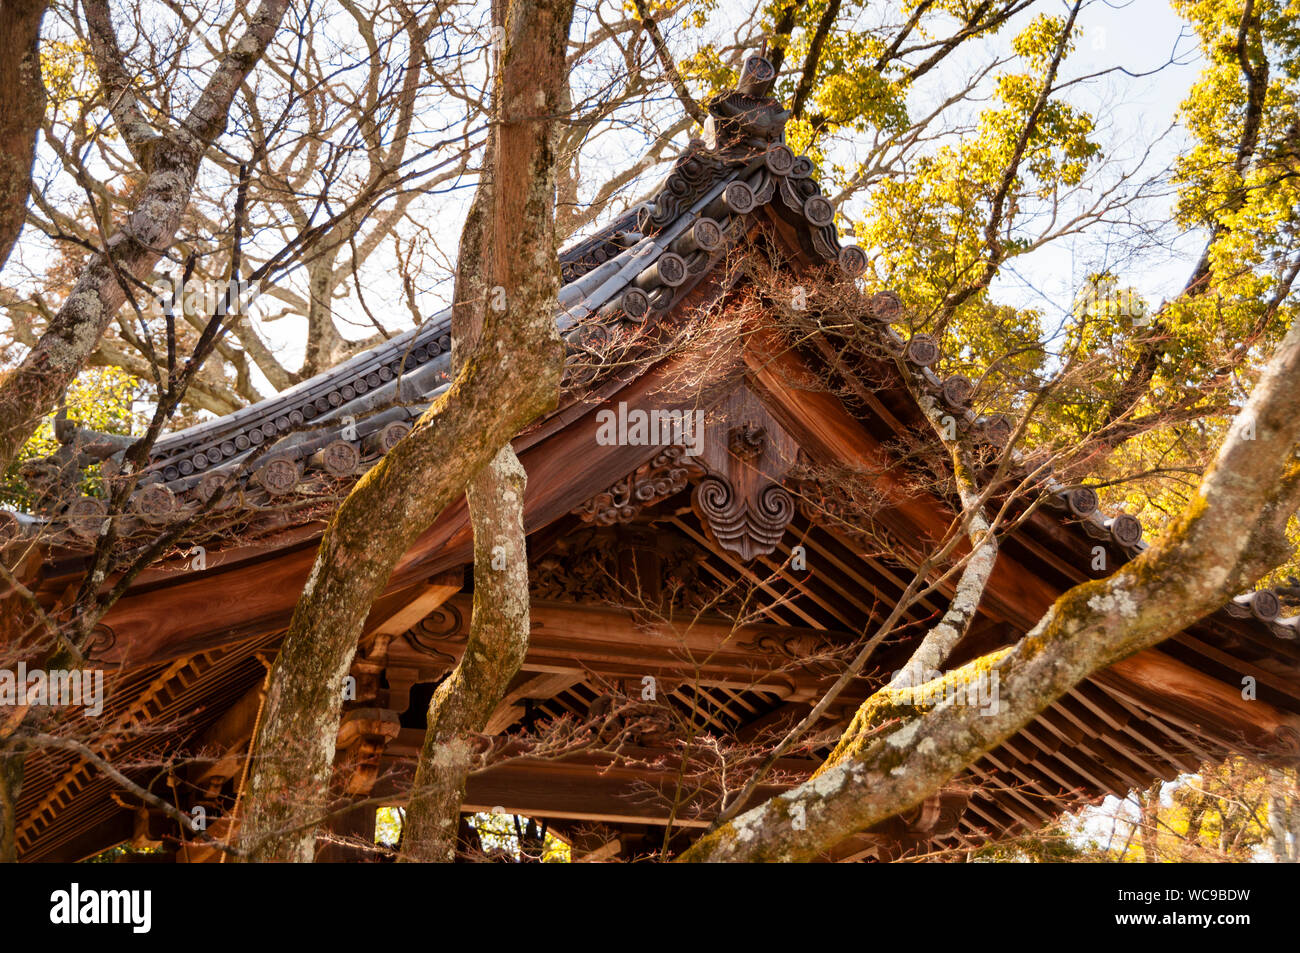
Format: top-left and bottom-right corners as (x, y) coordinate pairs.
(0, 744), (22, 862)
(237, 0), (575, 862)
(399, 445), (531, 861)
(0, 0), (47, 275)
(1138, 781), (1161, 862)
(400, 27), (542, 854)
(1267, 768), (1298, 862)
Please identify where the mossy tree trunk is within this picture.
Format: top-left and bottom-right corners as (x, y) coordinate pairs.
(680, 310), (1300, 862)
(398, 5), (558, 853)
(237, 0), (574, 863)
(399, 445), (532, 861)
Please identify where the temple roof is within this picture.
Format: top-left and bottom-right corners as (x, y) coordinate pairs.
(11, 53), (1298, 649)
(135, 58), (864, 498)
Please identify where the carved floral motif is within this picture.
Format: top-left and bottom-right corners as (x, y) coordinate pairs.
(573, 446), (705, 525)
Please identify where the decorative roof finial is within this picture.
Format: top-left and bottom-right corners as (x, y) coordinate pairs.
(703, 53), (788, 149)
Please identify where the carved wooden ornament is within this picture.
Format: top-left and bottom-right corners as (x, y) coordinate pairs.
(692, 388), (797, 560)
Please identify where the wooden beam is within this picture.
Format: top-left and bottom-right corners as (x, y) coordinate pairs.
(364, 570), (463, 639)
(744, 332), (1067, 629)
(376, 736), (815, 828)
(484, 672), (584, 734)
(746, 333), (1300, 762)
(1099, 649), (1300, 756)
(388, 595), (865, 704)
(575, 839), (622, 863)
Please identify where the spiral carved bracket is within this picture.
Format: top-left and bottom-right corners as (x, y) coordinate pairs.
(403, 603), (467, 667)
(691, 387), (798, 561)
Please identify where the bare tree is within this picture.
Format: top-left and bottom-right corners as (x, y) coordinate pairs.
(0, 0), (292, 472)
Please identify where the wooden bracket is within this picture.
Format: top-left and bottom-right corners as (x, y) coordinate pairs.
(692, 388), (797, 560)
